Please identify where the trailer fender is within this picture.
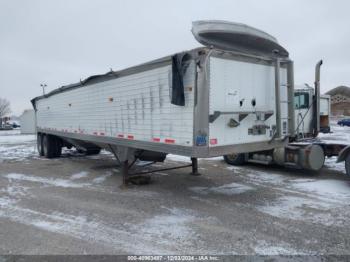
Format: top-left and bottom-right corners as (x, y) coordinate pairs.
(336, 145), (350, 163)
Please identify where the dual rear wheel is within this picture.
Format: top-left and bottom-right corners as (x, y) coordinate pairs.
(37, 133), (101, 158)
(37, 133), (62, 158)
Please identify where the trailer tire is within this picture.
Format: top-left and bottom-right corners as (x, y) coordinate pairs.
(37, 133), (44, 156)
(345, 154), (350, 177)
(43, 134), (58, 158)
(224, 153), (246, 166)
(54, 137), (62, 158)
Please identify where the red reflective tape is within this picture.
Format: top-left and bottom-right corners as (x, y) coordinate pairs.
(117, 134), (124, 138)
(127, 135), (134, 140)
(210, 138), (218, 145)
(152, 138), (160, 142)
(100, 132), (105, 136)
(165, 139), (175, 144)
(93, 132), (98, 135)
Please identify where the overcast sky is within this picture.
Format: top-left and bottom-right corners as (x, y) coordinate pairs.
(0, 0), (349, 115)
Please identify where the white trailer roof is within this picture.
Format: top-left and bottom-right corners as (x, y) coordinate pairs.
(192, 20), (288, 58)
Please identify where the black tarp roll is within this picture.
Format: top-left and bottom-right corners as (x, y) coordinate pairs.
(171, 53), (190, 106)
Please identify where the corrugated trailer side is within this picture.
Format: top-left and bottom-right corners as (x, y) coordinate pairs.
(35, 59), (196, 149)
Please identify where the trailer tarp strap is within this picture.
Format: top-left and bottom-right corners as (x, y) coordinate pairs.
(171, 53), (190, 106)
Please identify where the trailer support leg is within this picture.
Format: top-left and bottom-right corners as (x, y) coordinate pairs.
(190, 157), (201, 176)
(122, 160), (129, 186)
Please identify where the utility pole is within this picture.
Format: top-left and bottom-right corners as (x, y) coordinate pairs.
(40, 84), (47, 95)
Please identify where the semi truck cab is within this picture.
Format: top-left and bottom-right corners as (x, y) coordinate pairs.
(294, 85), (331, 137)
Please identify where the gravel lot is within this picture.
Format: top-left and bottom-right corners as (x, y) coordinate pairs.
(0, 128), (349, 255)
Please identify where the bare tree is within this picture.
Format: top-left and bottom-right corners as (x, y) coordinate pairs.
(0, 98), (11, 124)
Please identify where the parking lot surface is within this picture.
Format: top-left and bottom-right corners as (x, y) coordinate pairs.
(0, 128), (349, 255)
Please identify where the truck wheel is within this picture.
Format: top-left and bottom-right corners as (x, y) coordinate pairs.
(43, 134), (57, 158)
(345, 154), (350, 177)
(37, 133), (44, 156)
(224, 153), (246, 165)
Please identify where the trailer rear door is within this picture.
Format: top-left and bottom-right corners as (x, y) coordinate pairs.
(208, 56), (288, 147)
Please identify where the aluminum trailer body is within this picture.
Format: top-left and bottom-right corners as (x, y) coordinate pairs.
(32, 48), (292, 157)
(31, 21), (294, 183)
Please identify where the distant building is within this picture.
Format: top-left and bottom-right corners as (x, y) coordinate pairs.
(326, 86), (350, 116)
(20, 109), (36, 134)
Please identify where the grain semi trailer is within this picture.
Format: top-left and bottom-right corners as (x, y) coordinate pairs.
(31, 20), (294, 184)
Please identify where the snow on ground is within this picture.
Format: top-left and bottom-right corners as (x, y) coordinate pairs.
(92, 171), (113, 184)
(252, 174), (350, 226)
(166, 154), (223, 163)
(324, 156), (346, 173)
(166, 154), (192, 163)
(0, 172), (208, 254)
(70, 171), (89, 180)
(190, 182), (255, 196)
(318, 121), (350, 144)
(138, 207), (198, 246)
(0, 130), (36, 162)
(5, 173), (92, 188)
(226, 161), (350, 227)
(0, 187), (165, 253)
(291, 179), (350, 199)
(0, 129), (21, 136)
(254, 240), (300, 255)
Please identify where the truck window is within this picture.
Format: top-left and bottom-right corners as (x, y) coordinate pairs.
(294, 92), (309, 109)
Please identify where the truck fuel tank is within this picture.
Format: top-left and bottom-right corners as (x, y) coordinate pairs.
(273, 144), (325, 171)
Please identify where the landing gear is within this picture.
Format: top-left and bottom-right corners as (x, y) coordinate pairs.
(190, 157), (201, 176)
(113, 146), (201, 186)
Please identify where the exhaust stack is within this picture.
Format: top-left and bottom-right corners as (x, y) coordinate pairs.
(313, 60), (323, 138)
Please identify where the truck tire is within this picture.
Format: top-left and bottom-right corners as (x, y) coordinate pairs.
(224, 153), (246, 166)
(345, 154), (350, 177)
(37, 133), (44, 156)
(43, 134), (58, 158)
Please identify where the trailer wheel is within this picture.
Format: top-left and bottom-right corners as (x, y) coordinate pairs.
(54, 137), (62, 157)
(224, 153), (246, 165)
(345, 154), (350, 177)
(37, 133), (44, 156)
(43, 134), (58, 158)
